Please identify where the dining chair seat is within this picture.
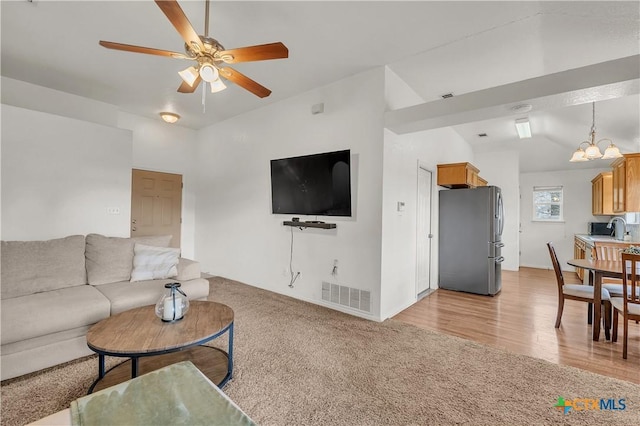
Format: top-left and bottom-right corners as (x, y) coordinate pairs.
(563, 284), (610, 300)
(602, 283), (640, 298)
(611, 297), (640, 316)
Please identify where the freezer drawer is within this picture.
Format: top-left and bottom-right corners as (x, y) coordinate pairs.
(488, 256), (503, 295)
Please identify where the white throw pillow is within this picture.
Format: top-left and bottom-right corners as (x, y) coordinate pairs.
(130, 243), (180, 282)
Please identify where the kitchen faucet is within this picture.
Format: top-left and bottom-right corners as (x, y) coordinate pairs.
(607, 217), (627, 241)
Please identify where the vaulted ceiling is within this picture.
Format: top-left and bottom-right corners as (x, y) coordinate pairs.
(2, 1), (639, 172)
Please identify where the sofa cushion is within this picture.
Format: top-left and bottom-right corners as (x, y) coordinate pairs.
(85, 234), (174, 285)
(85, 234), (135, 285)
(130, 244), (180, 282)
(0, 285), (110, 345)
(95, 278), (210, 315)
(176, 258), (201, 281)
(1, 235), (87, 299)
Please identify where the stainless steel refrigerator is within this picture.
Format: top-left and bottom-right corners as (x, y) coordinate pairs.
(438, 186), (504, 295)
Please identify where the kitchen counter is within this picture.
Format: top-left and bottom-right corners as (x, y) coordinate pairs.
(575, 234), (640, 246)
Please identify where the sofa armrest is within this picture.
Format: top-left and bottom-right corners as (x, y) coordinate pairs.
(176, 258), (201, 281)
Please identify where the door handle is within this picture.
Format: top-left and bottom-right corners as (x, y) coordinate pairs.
(495, 256), (505, 263)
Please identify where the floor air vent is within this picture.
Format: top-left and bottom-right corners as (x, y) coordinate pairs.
(322, 282), (371, 313)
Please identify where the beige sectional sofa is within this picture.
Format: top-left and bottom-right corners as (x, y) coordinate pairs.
(0, 234), (210, 381)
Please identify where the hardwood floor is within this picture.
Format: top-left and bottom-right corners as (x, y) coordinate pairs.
(393, 267), (640, 384)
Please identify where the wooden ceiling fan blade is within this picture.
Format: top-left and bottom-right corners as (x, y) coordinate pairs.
(219, 67), (271, 98)
(217, 42), (289, 64)
(99, 41), (188, 58)
(178, 75), (202, 93)
(155, 0), (204, 52)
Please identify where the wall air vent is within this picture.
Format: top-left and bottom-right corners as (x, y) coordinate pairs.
(478, 133), (488, 137)
(321, 282), (371, 313)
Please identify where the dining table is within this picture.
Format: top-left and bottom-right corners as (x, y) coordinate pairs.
(567, 258), (628, 342)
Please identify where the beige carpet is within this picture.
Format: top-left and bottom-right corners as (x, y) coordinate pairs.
(2, 277), (640, 425)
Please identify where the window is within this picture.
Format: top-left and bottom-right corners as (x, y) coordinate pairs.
(533, 186), (563, 222)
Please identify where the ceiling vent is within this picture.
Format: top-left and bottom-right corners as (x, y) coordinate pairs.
(478, 133), (488, 137)
(441, 93), (454, 99)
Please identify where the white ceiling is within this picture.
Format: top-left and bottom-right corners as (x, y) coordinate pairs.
(2, 1), (639, 173)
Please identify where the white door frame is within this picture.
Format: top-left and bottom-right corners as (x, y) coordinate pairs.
(416, 163), (434, 298)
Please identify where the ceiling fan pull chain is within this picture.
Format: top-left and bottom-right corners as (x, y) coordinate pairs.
(202, 83), (206, 113)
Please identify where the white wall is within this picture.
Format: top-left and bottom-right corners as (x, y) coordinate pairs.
(1, 78), (199, 256)
(118, 112), (198, 258)
(380, 127), (474, 319)
(520, 167), (610, 271)
(1, 105), (132, 240)
(474, 150), (520, 271)
(1, 77), (118, 127)
(194, 68), (386, 320)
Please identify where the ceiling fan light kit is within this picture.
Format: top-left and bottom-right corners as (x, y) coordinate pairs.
(569, 102), (623, 163)
(99, 0), (288, 99)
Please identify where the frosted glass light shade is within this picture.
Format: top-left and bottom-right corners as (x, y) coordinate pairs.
(199, 63), (219, 82)
(601, 144), (622, 160)
(210, 78), (227, 93)
(584, 144), (603, 159)
(160, 112), (180, 124)
(569, 149), (589, 162)
(178, 66), (199, 87)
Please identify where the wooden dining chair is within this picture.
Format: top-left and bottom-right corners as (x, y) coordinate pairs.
(611, 252), (640, 359)
(547, 242), (611, 336)
(593, 241), (633, 297)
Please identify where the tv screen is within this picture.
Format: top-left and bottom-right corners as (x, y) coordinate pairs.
(270, 149), (352, 217)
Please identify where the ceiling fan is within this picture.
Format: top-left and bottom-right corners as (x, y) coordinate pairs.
(99, 0), (288, 98)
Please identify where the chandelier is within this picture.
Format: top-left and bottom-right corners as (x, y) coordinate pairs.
(569, 102), (622, 162)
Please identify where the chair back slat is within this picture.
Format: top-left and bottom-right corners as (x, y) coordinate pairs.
(621, 252), (640, 307)
(594, 241), (632, 261)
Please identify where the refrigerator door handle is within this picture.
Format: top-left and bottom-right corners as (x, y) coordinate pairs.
(497, 192), (505, 236)
(495, 256), (505, 263)
(494, 242), (505, 248)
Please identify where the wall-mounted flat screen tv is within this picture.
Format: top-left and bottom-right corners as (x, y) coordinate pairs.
(270, 149), (351, 217)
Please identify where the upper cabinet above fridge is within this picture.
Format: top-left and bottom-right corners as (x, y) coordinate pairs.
(437, 162), (487, 189)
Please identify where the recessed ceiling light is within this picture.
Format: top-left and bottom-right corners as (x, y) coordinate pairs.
(160, 112), (180, 124)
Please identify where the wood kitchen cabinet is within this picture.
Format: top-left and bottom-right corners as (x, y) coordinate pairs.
(591, 172), (613, 215)
(437, 162), (486, 188)
(611, 153), (640, 213)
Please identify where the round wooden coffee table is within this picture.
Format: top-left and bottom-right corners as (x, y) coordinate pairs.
(86, 300), (234, 393)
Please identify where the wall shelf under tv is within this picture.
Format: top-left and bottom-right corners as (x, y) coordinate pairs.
(283, 221), (337, 229)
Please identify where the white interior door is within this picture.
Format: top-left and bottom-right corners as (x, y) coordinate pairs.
(416, 166), (433, 295)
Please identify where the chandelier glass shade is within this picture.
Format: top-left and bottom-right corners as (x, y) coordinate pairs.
(569, 102), (622, 162)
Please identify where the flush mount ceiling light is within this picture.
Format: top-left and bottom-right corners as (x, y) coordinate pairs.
(515, 118), (532, 139)
(569, 102), (623, 162)
(160, 112), (180, 124)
